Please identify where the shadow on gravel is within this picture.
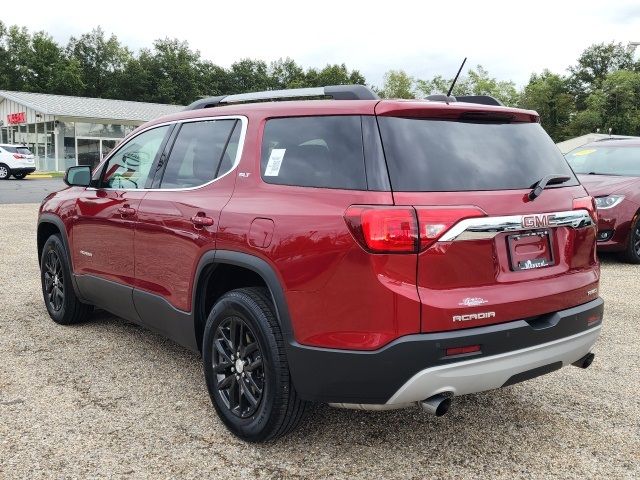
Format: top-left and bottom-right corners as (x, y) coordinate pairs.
(75, 308), (571, 456)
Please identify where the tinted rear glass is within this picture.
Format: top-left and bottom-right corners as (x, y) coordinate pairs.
(261, 116), (366, 190)
(3, 146), (32, 155)
(565, 145), (640, 176)
(377, 118), (578, 191)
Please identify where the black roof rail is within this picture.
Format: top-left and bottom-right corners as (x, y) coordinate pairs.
(425, 94), (504, 107)
(184, 84), (379, 111)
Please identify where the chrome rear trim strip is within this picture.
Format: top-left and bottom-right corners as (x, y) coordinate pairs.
(439, 209), (595, 242)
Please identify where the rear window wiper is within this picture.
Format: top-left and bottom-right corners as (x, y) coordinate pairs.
(528, 174), (571, 201)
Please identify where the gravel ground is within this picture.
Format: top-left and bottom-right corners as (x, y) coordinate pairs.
(1, 203), (638, 479)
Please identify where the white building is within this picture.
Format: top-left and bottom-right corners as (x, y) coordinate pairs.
(0, 91), (183, 171)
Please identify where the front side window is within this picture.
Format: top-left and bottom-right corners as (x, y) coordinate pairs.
(101, 125), (169, 189)
(260, 116), (367, 190)
(159, 119), (239, 189)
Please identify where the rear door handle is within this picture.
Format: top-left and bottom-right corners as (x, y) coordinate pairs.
(118, 205), (136, 216)
(191, 213), (214, 227)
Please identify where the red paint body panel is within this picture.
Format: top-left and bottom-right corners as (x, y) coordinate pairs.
(133, 167), (237, 312)
(394, 187), (598, 332)
(38, 97), (601, 351)
(71, 188), (147, 286)
(578, 173), (640, 252)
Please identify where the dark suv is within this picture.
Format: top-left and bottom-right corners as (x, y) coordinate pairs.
(38, 85), (603, 442)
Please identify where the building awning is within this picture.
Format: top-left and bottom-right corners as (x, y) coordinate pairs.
(0, 90), (183, 122)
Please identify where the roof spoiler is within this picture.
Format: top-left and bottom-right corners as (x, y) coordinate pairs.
(426, 94), (504, 106)
(185, 85), (379, 110)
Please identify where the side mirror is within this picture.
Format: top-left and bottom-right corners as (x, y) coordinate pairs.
(64, 166), (91, 187)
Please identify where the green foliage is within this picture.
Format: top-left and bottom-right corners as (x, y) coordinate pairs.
(568, 42), (638, 107)
(378, 70), (416, 99)
(0, 23), (366, 105)
(519, 70), (576, 141)
(522, 42), (640, 139)
(1, 22), (639, 143)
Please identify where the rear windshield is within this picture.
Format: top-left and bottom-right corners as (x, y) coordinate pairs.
(565, 145), (640, 176)
(2, 146), (32, 155)
(377, 118), (578, 191)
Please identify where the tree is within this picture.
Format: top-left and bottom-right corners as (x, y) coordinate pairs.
(519, 70), (576, 141)
(304, 63), (366, 87)
(66, 27), (131, 98)
(269, 58), (306, 89)
(377, 70), (415, 99)
(568, 42), (639, 107)
(227, 59), (272, 93)
(569, 70), (640, 137)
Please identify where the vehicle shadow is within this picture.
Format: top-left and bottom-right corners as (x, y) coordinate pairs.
(79, 308), (590, 471)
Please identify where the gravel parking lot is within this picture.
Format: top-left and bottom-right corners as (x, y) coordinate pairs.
(1, 203), (638, 479)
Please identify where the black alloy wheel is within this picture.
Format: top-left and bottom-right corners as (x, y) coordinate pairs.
(40, 234), (93, 325)
(43, 249), (64, 312)
(212, 316), (265, 418)
(202, 287), (308, 442)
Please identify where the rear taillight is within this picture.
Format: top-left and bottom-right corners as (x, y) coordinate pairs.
(344, 205), (486, 253)
(344, 206), (418, 253)
(13, 154), (24, 159)
(415, 207), (486, 250)
(573, 196), (598, 223)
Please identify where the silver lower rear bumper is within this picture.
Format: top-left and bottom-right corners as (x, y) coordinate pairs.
(384, 325), (601, 405)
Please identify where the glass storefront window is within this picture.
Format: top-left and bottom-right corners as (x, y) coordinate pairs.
(75, 122), (131, 138)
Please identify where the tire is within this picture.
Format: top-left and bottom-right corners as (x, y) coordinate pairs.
(13, 172), (27, 179)
(0, 164), (10, 180)
(203, 287), (308, 442)
(620, 216), (640, 264)
(40, 234), (93, 325)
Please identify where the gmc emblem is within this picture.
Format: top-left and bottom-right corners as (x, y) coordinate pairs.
(522, 214), (551, 228)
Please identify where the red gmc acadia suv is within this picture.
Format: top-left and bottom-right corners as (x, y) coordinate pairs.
(37, 85), (603, 442)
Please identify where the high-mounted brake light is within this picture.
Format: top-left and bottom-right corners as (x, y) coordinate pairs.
(573, 196), (598, 223)
(344, 206), (418, 253)
(415, 206), (486, 250)
(345, 205), (486, 254)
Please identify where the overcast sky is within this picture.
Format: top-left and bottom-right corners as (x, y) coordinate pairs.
(3, 0), (640, 88)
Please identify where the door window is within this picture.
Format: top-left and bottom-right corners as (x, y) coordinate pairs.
(159, 119), (239, 189)
(101, 126), (170, 189)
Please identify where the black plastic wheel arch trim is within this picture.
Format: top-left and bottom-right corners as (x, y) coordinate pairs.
(38, 214), (83, 299)
(193, 250), (294, 338)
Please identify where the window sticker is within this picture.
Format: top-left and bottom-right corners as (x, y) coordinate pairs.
(572, 149), (596, 156)
(264, 148), (286, 176)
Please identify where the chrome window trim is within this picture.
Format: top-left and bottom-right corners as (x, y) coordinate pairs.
(87, 115), (248, 192)
(439, 209), (595, 242)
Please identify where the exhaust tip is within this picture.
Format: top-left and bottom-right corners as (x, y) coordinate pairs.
(420, 393), (452, 416)
(572, 352), (595, 369)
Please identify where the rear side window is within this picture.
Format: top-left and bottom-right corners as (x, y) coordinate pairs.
(160, 119), (239, 189)
(377, 118), (578, 191)
(2, 146), (32, 155)
(261, 116), (366, 190)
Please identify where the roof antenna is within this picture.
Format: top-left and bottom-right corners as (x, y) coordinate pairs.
(447, 57), (467, 98)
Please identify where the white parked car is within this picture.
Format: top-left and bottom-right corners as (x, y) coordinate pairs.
(0, 144), (36, 179)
